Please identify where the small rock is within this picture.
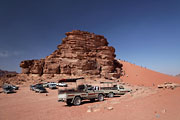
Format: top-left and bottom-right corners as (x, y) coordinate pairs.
(93, 108), (100, 112)
(161, 109), (166, 114)
(87, 106), (92, 113)
(155, 114), (160, 118)
(87, 109), (92, 113)
(107, 106), (113, 110)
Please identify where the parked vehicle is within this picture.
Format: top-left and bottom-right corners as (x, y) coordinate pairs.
(2, 84), (16, 94)
(100, 82), (132, 98)
(11, 85), (19, 90)
(30, 84), (47, 93)
(42, 82), (49, 88)
(30, 85), (36, 91)
(42, 82), (58, 89)
(56, 82), (68, 87)
(58, 78), (105, 106)
(34, 84), (47, 93)
(48, 83), (57, 89)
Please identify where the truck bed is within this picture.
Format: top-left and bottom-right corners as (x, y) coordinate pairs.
(58, 89), (86, 94)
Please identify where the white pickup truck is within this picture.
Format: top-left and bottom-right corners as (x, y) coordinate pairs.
(100, 82), (132, 98)
(58, 78), (105, 106)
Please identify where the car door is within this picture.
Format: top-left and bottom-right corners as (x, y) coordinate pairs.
(87, 87), (96, 98)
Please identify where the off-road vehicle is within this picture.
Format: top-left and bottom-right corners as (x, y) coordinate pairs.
(58, 78), (105, 106)
(100, 82), (132, 98)
(30, 84), (47, 93)
(48, 83), (57, 89)
(2, 84), (16, 94)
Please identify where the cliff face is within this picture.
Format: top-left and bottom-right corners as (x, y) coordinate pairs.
(20, 30), (123, 79)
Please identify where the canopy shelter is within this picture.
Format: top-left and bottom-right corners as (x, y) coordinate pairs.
(100, 81), (118, 87)
(58, 77), (84, 83)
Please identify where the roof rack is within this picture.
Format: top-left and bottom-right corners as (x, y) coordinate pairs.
(100, 82), (117, 84)
(58, 77), (84, 83)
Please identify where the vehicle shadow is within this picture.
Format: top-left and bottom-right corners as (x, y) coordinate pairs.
(63, 99), (107, 107)
(48, 88), (58, 90)
(33, 90), (49, 93)
(40, 91), (49, 93)
(112, 95), (121, 97)
(4, 91), (17, 94)
(81, 99), (107, 105)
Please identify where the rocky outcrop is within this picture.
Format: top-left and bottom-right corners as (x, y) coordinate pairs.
(0, 69), (17, 77)
(0, 69), (18, 87)
(20, 59), (44, 75)
(20, 30), (123, 79)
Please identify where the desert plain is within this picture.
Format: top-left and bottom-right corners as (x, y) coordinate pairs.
(1, 61), (180, 120)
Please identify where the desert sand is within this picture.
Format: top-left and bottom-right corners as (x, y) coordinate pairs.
(0, 61), (180, 120)
(120, 60), (180, 86)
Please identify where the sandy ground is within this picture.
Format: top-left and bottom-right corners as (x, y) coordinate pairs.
(1, 61), (180, 120)
(120, 60), (180, 86)
(0, 86), (180, 120)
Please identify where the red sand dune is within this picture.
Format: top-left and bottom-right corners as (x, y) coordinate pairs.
(120, 60), (180, 87)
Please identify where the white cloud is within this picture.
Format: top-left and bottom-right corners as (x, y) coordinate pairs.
(0, 50), (22, 58)
(12, 51), (22, 56)
(0, 51), (9, 57)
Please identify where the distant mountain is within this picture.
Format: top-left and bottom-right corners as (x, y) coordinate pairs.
(176, 74), (180, 78)
(0, 69), (17, 77)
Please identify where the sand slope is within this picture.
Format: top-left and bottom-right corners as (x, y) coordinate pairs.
(120, 60), (180, 86)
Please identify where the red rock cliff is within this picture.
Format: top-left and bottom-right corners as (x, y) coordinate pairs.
(20, 30), (123, 79)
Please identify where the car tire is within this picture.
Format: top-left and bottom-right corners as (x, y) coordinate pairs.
(98, 94), (104, 101)
(66, 100), (72, 106)
(73, 97), (81, 106)
(108, 92), (114, 98)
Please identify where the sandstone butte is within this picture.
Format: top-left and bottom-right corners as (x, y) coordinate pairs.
(20, 30), (123, 80)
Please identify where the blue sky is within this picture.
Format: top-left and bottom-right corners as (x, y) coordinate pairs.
(0, 0), (180, 75)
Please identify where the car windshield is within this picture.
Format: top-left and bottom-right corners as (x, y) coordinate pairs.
(4, 86), (14, 90)
(119, 86), (124, 89)
(87, 87), (93, 90)
(38, 87), (45, 90)
(36, 84), (43, 87)
(35, 84), (44, 88)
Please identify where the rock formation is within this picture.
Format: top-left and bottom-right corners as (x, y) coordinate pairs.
(0, 69), (17, 77)
(20, 30), (123, 79)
